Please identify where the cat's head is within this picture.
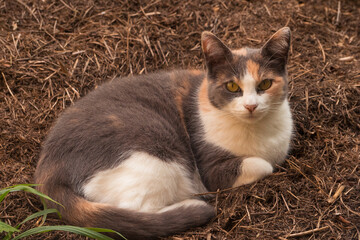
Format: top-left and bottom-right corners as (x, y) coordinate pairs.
(201, 27), (291, 123)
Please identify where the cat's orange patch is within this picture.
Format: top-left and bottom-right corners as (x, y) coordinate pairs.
(231, 75), (244, 90)
(198, 78), (214, 113)
(266, 76), (285, 97)
(106, 114), (123, 127)
(66, 107), (80, 113)
(66, 108), (82, 124)
(246, 60), (260, 82)
(190, 69), (202, 76)
(68, 118), (80, 124)
(69, 198), (103, 225)
(174, 74), (191, 131)
(35, 154), (60, 186)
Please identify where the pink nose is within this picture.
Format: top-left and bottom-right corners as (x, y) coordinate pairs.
(244, 104), (258, 113)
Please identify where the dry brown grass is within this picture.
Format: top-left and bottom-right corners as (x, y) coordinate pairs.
(1, 0), (359, 239)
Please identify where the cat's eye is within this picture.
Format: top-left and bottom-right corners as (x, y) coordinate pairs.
(226, 81), (240, 93)
(258, 79), (273, 91)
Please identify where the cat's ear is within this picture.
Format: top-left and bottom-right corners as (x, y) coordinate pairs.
(261, 27), (291, 67)
(201, 31), (233, 69)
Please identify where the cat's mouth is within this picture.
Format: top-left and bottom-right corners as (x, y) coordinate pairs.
(232, 111), (266, 123)
(244, 113), (262, 120)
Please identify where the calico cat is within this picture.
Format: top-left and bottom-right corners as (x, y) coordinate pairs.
(35, 27), (292, 239)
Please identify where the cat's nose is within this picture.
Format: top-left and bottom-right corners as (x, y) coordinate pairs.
(244, 104), (258, 113)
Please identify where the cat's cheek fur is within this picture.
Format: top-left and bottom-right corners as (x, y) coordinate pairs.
(232, 157), (273, 187)
(82, 151), (206, 213)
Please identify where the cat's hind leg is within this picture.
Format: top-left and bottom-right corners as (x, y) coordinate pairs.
(232, 157), (273, 187)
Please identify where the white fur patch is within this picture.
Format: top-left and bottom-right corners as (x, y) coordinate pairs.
(232, 157), (273, 187)
(83, 152), (204, 213)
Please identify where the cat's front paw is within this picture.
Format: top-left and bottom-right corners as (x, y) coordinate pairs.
(232, 157), (273, 187)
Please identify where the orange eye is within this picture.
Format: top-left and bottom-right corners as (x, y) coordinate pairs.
(258, 79), (273, 91)
(226, 81), (240, 92)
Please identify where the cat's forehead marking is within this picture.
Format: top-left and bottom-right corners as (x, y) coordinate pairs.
(246, 60), (260, 83)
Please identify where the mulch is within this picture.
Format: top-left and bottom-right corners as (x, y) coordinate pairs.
(1, 0), (359, 239)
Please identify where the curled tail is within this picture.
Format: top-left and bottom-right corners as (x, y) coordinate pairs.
(36, 183), (215, 239)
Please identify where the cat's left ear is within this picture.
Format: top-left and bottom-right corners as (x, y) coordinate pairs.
(201, 31), (233, 70)
(261, 27), (291, 67)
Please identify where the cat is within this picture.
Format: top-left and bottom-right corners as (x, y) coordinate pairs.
(35, 27), (292, 239)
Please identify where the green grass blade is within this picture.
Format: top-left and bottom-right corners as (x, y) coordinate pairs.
(0, 184), (64, 208)
(86, 228), (127, 240)
(0, 184), (39, 194)
(0, 190), (11, 203)
(1, 184), (126, 240)
(16, 209), (60, 228)
(12, 225), (117, 240)
(0, 220), (20, 233)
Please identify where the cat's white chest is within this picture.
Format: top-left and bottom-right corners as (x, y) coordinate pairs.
(199, 101), (293, 165)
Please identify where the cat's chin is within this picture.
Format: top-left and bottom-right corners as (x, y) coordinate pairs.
(233, 112), (266, 124)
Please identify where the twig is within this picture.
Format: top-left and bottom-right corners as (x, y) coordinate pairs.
(264, 4), (271, 16)
(286, 226), (330, 238)
(2, 72), (26, 112)
(215, 189), (220, 224)
(292, 69), (312, 81)
(157, 40), (168, 66)
(102, 38), (114, 60)
(126, 16), (131, 73)
(15, 0), (39, 23)
(281, 193), (291, 213)
(59, 0), (78, 13)
(339, 56), (354, 61)
(144, 35), (154, 57)
(340, 195), (360, 216)
(228, 214), (247, 233)
(305, 87), (309, 115)
(327, 184), (345, 203)
(335, 1), (341, 25)
(238, 226), (284, 233)
(11, 33), (21, 56)
(245, 205), (251, 222)
(316, 38), (326, 63)
(286, 159), (328, 197)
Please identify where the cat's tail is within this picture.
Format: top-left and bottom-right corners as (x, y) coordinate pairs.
(37, 184), (215, 240)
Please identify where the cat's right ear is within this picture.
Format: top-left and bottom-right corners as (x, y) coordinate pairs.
(261, 27), (291, 69)
(201, 32), (233, 70)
